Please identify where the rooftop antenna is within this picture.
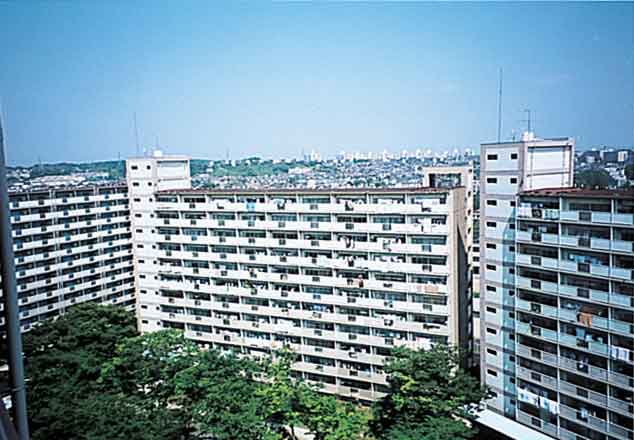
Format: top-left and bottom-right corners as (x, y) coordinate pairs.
(133, 112), (140, 156)
(522, 109), (533, 133)
(497, 68), (503, 142)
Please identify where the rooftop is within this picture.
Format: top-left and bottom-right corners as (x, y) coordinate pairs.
(520, 187), (634, 200)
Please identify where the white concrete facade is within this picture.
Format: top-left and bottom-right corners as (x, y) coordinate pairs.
(5, 185), (134, 331)
(133, 186), (470, 401)
(479, 135), (577, 438)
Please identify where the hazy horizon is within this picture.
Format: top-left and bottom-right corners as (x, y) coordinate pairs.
(1, 1), (632, 166)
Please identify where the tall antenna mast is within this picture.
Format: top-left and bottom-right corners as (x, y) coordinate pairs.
(497, 68), (503, 142)
(133, 112), (140, 156)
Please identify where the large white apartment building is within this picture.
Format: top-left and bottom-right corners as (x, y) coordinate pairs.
(131, 183), (471, 400)
(478, 132), (579, 438)
(510, 188), (634, 440)
(4, 184), (134, 331)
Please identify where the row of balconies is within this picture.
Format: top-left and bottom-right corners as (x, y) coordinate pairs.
(16, 243), (132, 267)
(14, 233), (131, 252)
(154, 235), (448, 256)
(516, 277), (634, 307)
(10, 192), (127, 209)
(158, 258), (447, 279)
(12, 220), (130, 239)
(515, 322), (633, 365)
(517, 206), (634, 225)
(154, 200), (449, 216)
(18, 289), (135, 321)
(146, 283), (449, 315)
(16, 249), (132, 278)
(516, 230), (634, 254)
(19, 273), (134, 298)
(151, 300), (448, 334)
(516, 300), (634, 336)
(151, 269), (447, 297)
(12, 204), (129, 223)
(174, 322), (413, 356)
(154, 217), (449, 236)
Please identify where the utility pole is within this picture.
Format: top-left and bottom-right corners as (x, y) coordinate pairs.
(0, 112), (30, 440)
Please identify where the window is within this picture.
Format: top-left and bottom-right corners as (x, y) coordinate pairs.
(137, 244), (144, 248)
(487, 200), (498, 206)
(147, 165), (151, 170)
(486, 264), (496, 271)
(487, 154), (498, 160)
(487, 369), (498, 377)
(131, 165), (138, 170)
(135, 229), (142, 233)
(486, 221), (496, 228)
(135, 214), (142, 218)
(138, 259), (145, 264)
(509, 246), (515, 252)
(511, 153), (518, 159)
(148, 182), (153, 186)
(486, 348), (497, 356)
(509, 268), (515, 274)
(133, 198), (141, 202)
(132, 182), (140, 187)
(510, 177), (518, 184)
(486, 243), (497, 249)
(509, 224), (515, 230)
(141, 320), (149, 324)
(487, 178), (498, 184)
(510, 201), (516, 207)
(486, 285), (497, 292)
(486, 306), (497, 314)
(486, 328), (497, 335)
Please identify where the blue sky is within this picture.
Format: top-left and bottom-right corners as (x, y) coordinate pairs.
(0, 2), (632, 165)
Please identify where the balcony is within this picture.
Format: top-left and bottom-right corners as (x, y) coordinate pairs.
(610, 267), (633, 281)
(559, 356), (608, 382)
(516, 299), (558, 319)
(560, 403), (607, 432)
(516, 366), (558, 389)
(516, 410), (558, 438)
(515, 321), (558, 343)
(561, 210), (612, 224)
(612, 239), (634, 253)
(558, 284), (608, 303)
(516, 343), (558, 367)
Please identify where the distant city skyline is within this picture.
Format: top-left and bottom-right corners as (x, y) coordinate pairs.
(1, 1), (632, 166)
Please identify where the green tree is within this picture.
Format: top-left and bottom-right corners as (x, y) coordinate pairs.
(575, 169), (615, 189)
(301, 392), (368, 440)
(23, 304), (138, 440)
(174, 348), (275, 440)
(371, 345), (488, 440)
(99, 330), (200, 438)
(259, 348), (368, 440)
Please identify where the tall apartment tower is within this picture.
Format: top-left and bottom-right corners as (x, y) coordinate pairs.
(478, 133), (575, 437)
(4, 185), (134, 332)
(133, 186), (470, 400)
(513, 188), (634, 440)
(126, 152), (191, 326)
(422, 165), (475, 362)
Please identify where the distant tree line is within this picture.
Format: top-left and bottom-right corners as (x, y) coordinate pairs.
(23, 305), (488, 440)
